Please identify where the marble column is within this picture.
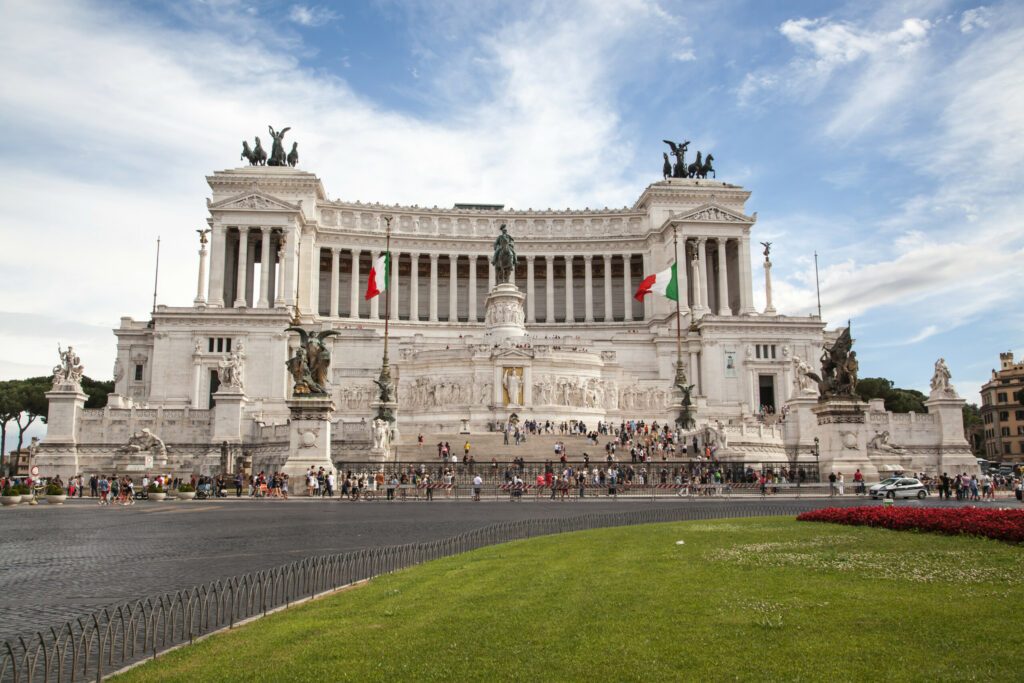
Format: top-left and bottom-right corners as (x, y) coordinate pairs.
(208, 225), (226, 307)
(258, 227), (273, 308)
(564, 255), (575, 323)
(602, 255), (613, 322)
(468, 256), (477, 323)
(329, 247), (340, 317)
(677, 235), (690, 313)
(526, 255), (536, 323)
(349, 248), (361, 319)
(310, 247), (321, 316)
(194, 235), (209, 305)
(690, 253), (703, 316)
(622, 254), (633, 322)
(429, 254), (439, 322)
(545, 256), (555, 323)
(274, 238), (286, 308)
(583, 255), (594, 323)
(448, 254), (459, 322)
(697, 238), (709, 312)
(409, 253), (419, 322)
(690, 350), (701, 394)
(246, 235), (257, 307)
(717, 238), (731, 316)
(233, 227), (249, 308)
(488, 260), (496, 291)
(369, 250), (380, 319)
(390, 249), (400, 320)
(739, 236), (756, 315)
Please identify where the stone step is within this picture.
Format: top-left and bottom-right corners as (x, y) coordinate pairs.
(396, 432), (603, 461)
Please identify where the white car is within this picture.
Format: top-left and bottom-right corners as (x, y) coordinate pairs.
(869, 477), (928, 500)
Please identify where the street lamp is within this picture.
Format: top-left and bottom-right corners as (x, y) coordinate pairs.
(812, 437), (820, 483)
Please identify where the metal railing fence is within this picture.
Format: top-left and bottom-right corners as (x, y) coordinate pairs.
(0, 504), (806, 683)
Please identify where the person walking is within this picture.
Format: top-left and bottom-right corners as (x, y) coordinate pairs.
(828, 472), (837, 497)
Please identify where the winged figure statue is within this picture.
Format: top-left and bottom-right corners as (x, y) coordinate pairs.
(285, 326), (340, 395)
(662, 139), (690, 178)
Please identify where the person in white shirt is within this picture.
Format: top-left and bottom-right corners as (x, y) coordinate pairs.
(472, 474), (483, 501)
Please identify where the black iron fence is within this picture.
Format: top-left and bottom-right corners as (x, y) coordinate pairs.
(0, 504), (807, 682)
(333, 460), (822, 487)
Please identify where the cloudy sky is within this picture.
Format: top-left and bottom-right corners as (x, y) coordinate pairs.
(1, 0), (1021, 447)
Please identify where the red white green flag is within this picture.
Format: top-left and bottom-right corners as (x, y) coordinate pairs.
(634, 262), (679, 302)
(365, 252), (390, 300)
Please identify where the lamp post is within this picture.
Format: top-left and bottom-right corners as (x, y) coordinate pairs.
(812, 437), (820, 483)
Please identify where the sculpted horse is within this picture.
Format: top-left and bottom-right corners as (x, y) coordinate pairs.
(251, 137), (267, 166)
(241, 141), (255, 165)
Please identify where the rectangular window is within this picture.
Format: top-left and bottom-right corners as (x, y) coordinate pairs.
(134, 364), (143, 381)
(1002, 427), (1010, 437)
(217, 338), (224, 353)
(226, 338), (232, 352)
(998, 392), (1008, 403)
(1005, 443), (1011, 454)
(770, 345), (777, 359)
(1016, 410), (1024, 420)
(208, 338), (215, 353)
(1000, 411), (1009, 421)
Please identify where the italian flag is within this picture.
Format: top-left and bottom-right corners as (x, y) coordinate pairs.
(365, 252), (390, 300)
(634, 262), (679, 301)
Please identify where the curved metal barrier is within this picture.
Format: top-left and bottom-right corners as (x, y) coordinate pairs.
(0, 504), (805, 682)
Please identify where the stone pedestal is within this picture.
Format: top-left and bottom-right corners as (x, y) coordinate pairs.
(37, 385), (87, 481)
(484, 283), (527, 339)
(212, 388), (247, 443)
(283, 397), (335, 492)
(810, 398), (879, 481)
(783, 394), (820, 454)
(924, 394), (978, 475)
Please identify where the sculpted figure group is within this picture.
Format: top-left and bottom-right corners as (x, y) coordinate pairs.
(662, 139), (715, 179)
(930, 357), (957, 398)
(241, 125), (299, 167)
(52, 345), (84, 389)
(118, 428), (168, 457)
(286, 327), (338, 395)
(218, 343), (246, 391)
(803, 326), (859, 399)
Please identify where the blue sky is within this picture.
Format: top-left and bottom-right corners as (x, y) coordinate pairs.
(0, 0), (1022, 449)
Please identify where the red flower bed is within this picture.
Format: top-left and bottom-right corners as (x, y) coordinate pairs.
(797, 506), (1024, 544)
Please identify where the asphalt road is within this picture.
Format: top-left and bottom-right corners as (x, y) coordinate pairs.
(0, 495), (987, 641)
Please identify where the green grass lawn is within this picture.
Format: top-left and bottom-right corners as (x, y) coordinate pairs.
(116, 517), (1024, 682)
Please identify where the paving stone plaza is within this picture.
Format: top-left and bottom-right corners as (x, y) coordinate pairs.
(0, 496), (911, 642)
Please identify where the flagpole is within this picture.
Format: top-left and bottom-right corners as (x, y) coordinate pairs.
(672, 225), (683, 386)
(383, 216), (392, 362)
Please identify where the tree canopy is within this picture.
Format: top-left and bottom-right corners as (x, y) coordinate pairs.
(0, 375), (111, 471)
(855, 377), (927, 413)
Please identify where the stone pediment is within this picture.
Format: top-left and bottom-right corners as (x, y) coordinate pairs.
(672, 203), (753, 224)
(208, 191), (300, 212)
(491, 346), (534, 360)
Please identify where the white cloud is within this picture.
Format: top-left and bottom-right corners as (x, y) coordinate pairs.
(960, 6), (992, 33)
(0, 0), (681, 384)
(288, 4), (339, 27)
(673, 49), (696, 62)
(780, 17), (930, 68)
(739, 15), (932, 113)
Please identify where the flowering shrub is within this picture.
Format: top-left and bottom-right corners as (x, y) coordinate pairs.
(797, 506), (1024, 544)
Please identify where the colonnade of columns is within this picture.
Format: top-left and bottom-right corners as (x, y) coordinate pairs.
(314, 250), (650, 323)
(208, 228), (752, 320)
(208, 226), (282, 309)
